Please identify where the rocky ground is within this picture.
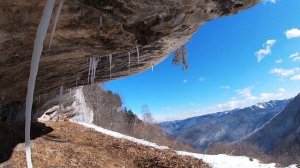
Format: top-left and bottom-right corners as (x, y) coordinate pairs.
(0, 121), (210, 168)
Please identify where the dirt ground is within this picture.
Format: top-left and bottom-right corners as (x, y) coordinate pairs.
(0, 121), (210, 168)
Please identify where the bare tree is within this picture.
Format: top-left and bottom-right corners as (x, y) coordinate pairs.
(141, 105), (153, 124)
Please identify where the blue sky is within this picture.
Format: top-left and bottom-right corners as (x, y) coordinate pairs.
(106, 0), (300, 122)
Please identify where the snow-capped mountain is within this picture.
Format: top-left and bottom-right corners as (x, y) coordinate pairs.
(241, 93), (300, 162)
(159, 99), (290, 150)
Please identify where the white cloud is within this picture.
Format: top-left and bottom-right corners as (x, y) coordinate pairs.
(220, 85), (230, 89)
(153, 87), (290, 122)
(270, 67), (300, 81)
(201, 87), (286, 114)
(270, 67), (300, 77)
(255, 39), (276, 62)
(235, 87), (256, 100)
(275, 59), (282, 64)
(278, 88), (286, 92)
(286, 28), (300, 39)
(290, 52), (300, 62)
(263, 0), (277, 4)
(291, 74), (300, 81)
(198, 77), (205, 82)
(259, 88), (286, 101)
(182, 79), (188, 84)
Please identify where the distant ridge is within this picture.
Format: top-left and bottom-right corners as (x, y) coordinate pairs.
(160, 99), (290, 150)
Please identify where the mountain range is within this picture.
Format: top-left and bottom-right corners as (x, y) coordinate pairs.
(241, 94), (300, 157)
(160, 99), (291, 150)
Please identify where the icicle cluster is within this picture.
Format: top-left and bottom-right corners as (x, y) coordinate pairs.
(88, 57), (100, 84)
(25, 1), (55, 168)
(48, 0), (64, 49)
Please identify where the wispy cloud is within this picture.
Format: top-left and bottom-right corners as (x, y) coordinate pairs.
(291, 75), (300, 81)
(255, 39), (276, 62)
(208, 87), (286, 113)
(154, 87), (289, 122)
(270, 67), (299, 77)
(182, 79), (188, 84)
(286, 28), (300, 39)
(236, 87), (256, 100)
(275, 59), (282, 64)
(220, 85), (230, 89)
(198, 77), (205, 82)
(290, 52), (300, 62)
(270, 67), (300, 81)
(263, 0), (277, 4)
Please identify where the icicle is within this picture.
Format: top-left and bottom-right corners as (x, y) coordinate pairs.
(109, 54), (112, 79)
(87, 57), (100, 84)
(151, 65), (154, 72)
(128, 52), (131, 74)
(76, 77), (79, 86)
(59, 86), (63, 110)
(48, 0), (64, 49)
(91, 57), (99, 84)
(87, 57), (92, 84)
(25, 1), (55, 168)
(136, 44), (140, 66)
(99, 15), (103, 28)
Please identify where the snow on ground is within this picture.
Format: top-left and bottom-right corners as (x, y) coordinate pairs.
(77, 122), (297, 168)
(76, 122), (169, 150)
(177, 151), (297, 168)
(72, 89), (297, 168)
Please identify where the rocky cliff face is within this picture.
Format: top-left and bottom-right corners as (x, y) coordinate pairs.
(0, 0), (259, 103)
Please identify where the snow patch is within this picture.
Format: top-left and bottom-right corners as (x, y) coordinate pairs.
(76, 122), (297, 168)
(76, 122), (169, 150)
(177, 151), (297, 168)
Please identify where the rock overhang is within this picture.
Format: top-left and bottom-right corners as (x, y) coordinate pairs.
(0, 0), (259, 103)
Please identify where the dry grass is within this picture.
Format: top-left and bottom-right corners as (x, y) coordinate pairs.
(1, 121), (210, 168)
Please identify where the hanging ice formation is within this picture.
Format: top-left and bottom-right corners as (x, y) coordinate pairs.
(59, 86), (63, 110)
(109, 54), (112, 79)
(24, 1), (55, 168)
(76, 77), (79, 86)
(151, 65), (154, 72)
(87, 58), (92, 84)
(128, 52), (131, 74)
(92, 57), (100, 84)
(87, 57), (100, 84)
(99, 16), (103, 28)
(48, 0), (64, 49)
(136, 45), (140, 66)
